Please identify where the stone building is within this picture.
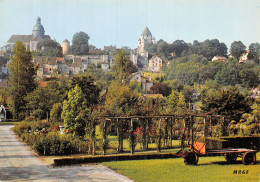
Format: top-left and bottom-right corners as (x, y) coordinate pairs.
(6, 17), (51, 51)
(137, 27), (155, 55)
(130, 27), (155, 69)
(130, 72), (153, 92)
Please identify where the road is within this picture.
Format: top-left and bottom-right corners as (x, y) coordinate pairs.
(0, 125), (132, 182)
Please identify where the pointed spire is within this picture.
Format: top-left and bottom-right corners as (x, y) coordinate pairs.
(36, 17), (41, 24)
(142, 27), (152, 36)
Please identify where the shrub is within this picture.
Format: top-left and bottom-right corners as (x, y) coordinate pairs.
(12, 119), (90, 156)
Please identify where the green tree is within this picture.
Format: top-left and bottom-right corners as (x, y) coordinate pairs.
(176, 92), (186, 114)
(111, 50), (137, 82)
(69, 75), (100, 107)
(215, 61), (240, 86)
(198, 39), (227, 60)
(37, 38), (62, 57)
(72, 31), (90, 55)
(248, 42), (260, 64)
(239, 65), (259, 88)
(164, 79), (184, 92)
(150, 82), (171, 97)
(167, 90), (179, 113)
(61, 85), (87, 137)
(50, 103), (63, 122)
(25, 82), (62, 119)
(104, 82), (140, 115)
(8, 41), (37, 119)
(201, 87), (251, 119)
(230, 41), (246, 59)
(169, 40), (189, 57)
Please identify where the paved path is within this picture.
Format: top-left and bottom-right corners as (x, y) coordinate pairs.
(0, 125), (132, 182)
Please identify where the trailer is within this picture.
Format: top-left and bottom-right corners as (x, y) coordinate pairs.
(184, 141), (258, 165)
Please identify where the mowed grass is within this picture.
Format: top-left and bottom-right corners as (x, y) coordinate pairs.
(103, 152), (260, 182)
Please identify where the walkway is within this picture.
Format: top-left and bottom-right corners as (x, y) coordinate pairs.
(0, 125), (132, 182)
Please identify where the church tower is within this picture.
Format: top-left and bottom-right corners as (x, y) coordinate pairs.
(32, 17), (45, 38)
(137, 27), (155, 54)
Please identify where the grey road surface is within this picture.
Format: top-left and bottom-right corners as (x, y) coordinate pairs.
(0, 125), (132, 182)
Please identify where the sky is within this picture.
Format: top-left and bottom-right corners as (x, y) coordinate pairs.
(0, 0), (259, 49)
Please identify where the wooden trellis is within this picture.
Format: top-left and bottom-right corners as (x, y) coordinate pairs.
(101, 114), (231, 155)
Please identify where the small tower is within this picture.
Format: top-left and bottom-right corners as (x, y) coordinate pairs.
(137, 27), (155, 54)
(62, 39), (70, 55)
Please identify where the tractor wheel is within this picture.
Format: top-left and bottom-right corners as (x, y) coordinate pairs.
(184, 152), (198, 165)
(225, 153), (237, 163)
(242, 152), (256, 165)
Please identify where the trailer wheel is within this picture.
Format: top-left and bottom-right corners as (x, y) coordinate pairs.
(184, 152), (198, 165)
(225, 153), (237, 163)
(242, 152), (256, 165)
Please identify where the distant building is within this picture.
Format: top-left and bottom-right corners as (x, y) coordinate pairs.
(137, 27), (155, 55)
(239, 50), (254, 64)
(148, 55), (162, 72)
(6, 17), (51, 51)
(32, 56), (68, 77)
(104, 45), (116, 52)
(130, 72), (153, 92)
(130, 27), (155, 69)
(62, 39), (70, 55)
(212, 56), (227, 62)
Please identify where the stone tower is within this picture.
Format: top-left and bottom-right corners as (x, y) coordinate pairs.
(32, 17), (45, 38)
(137, 27), (155, 54)
(62, 39), (70, 55)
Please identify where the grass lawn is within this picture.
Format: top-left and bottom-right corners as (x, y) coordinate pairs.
(103, 152), (260, 182)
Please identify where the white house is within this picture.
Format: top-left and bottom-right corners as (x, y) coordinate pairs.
(148, 55), (163, 72)
(212, 56), (227, 62)
(239, 50), (255, 64)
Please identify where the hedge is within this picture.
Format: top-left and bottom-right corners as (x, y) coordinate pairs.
(54, 153), (179, 166)
(205, 136), (260, 150)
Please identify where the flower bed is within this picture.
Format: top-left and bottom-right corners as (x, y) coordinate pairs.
(12, 121), (90, 155)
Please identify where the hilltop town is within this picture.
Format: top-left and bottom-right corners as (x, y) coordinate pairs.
(0, 17), (259, 93)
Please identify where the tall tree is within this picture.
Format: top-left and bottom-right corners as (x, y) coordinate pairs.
(167, 90), (179, 113)
(201, 87), (251, 119)
(25, 82), (62, 119)
(105, 82), (140, 115)
(72, 31), (90, 55)
(230, 41), (246, 59)
(198, 39), (227, 60)
(8, 41), (37, 119)
(111, 50), (137, 82)
(248, 42), (260, 64)
(170, 40), (189, 57)
(61, 85), (87, 137)
(69, 75), (100, 107)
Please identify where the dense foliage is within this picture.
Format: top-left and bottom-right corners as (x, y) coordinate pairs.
(7, 39), (260, 157)
(71, 31), (90, 55)
(8, 41), (37, 119)
(36, 38), (62, 57)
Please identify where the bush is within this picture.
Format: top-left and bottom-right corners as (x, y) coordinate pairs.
(12, 120), (90, 155)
